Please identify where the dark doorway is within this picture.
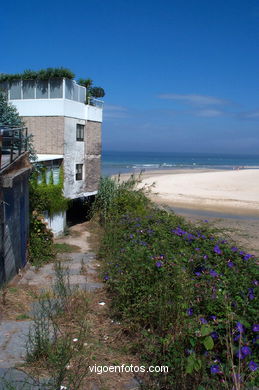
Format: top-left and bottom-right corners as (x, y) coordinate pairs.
(66, 195), (95, 226)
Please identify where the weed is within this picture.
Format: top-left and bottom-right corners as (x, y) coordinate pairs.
(16, 314), (31, 321)
(25, 260), (90, 389)
(53, 242), (81, 253)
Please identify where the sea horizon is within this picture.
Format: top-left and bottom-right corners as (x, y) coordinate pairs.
(101, 150), (259, 176)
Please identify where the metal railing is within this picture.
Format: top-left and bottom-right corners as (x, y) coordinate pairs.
(87, 96), (104, 109)
(0, 126), (28, 171)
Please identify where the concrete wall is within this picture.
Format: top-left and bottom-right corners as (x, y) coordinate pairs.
(11, 99), (103, 122)
(63, 117), (86, 199)
(23, 116), (64, 155)
(63, 118), (101, 198)
(44, 211), (66, 237)
(85, 121), (101, 192)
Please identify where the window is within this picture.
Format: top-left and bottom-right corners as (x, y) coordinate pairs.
(22, 80), (35, 99)
(76, 124), (84, 141)
(75, 164), (83, 180)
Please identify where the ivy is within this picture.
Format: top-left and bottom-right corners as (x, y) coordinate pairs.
(29, 166), (69, 216)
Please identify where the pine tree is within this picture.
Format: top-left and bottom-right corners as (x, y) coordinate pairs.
(0, 90), (23, 127)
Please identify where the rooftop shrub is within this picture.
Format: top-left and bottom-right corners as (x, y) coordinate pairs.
(0, 67), (75, 82)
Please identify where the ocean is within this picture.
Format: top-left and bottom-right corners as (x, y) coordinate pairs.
(101, 150), (259, 176)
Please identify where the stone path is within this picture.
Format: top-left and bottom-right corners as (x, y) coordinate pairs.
(0, 233), (103, 388)
(0, 222), (140, 389)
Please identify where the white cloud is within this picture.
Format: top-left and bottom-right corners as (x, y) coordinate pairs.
(195, 109), (223, 117)
(103, 104), (129, 119)
(158, 93), (227, 106)
(242, 110), (259, 119)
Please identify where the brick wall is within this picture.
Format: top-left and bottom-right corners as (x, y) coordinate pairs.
(23, 116), (64, 154)
(85, 121), (101, 192)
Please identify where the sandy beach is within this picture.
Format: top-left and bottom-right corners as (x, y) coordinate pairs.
(132, 168), (259, 215)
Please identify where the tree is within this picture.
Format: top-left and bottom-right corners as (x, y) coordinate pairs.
(0, 90), (23, 127)
(77, 78), (93, 89)
(0, 90), (37, 161)
(89, 87), (105, 98)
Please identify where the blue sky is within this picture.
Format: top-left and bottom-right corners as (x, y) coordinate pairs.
(1, 0), (259, 154)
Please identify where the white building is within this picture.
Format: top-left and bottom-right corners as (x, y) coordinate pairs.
(2, 78), (103, 236)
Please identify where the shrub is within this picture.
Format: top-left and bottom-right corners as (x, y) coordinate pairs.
(28, 211), (54, 267)
(98, 179), (258, 389)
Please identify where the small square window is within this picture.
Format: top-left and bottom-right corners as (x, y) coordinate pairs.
(76, 124), (84, 141)
(75, 164), (83, 180)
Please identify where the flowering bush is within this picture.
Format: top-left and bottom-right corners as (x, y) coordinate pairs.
(97, 178), (258, 389)
(28, 211), (54, 267)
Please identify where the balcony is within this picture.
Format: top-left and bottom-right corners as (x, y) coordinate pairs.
(0, 79), (103, 122)
(0, 126), (28, 171)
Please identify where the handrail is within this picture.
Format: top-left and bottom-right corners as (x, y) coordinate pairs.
(87, 97), (104, 109)
(0, 126), (28, 171)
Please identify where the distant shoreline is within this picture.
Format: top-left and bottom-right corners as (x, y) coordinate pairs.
(114, 168), (259, 217)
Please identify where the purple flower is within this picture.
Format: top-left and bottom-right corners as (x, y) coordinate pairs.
(231, 246), (238, 252)
(187, 308), (194, 316)
(195, 272), (202, 277)
(203, 255), (208, 260)
(204, 219), (208, 223)
(104, 274), (109, 281)
(252, 324), (259, 332)
(210, 269), (218, 277)
(248, 361), (258, 372)
(211, 331), (219, 339)
(243, 253), (253, 261)
(200, 317), (208, 324)
(227, 261), (235, 268)
(253, 280), (258, 286)
(236, 322), (245, 333)
(214, 245), (222, 255)
(210, 365), (220, 374)
(252, 335), (259, 344)
(155, 261), (163, 268)
(232, 373), (242, 383)
(234, 333), (240, 342)
(236, 350), (244, 359)
(248, 288), (255, 300)
(241, 346), (251, 357)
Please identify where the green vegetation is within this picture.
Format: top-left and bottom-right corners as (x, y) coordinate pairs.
(88, 86), (105, 98)
(28, 166), (69, 266)
(53, 242), (81, 253)
(28, 211), (55, 267)
(0, 68), (105, 99)
(29, 166), (69, 216)
(78, 78), (105, 99)
(25, 260), (90, 389)
(0, 67), (75, 82)
(0, 89), (23, 126)
(94, 176), (258, 389)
